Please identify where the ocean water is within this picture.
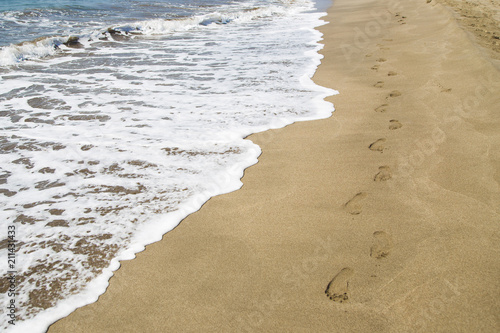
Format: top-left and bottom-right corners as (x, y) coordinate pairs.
(0, 0), (336, 331)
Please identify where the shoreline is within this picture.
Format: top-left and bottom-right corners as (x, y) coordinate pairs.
(49, 0), (500, 332)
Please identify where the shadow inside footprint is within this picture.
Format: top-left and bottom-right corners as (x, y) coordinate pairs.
(389, 119), (402, 130)
(389, 90), (402, 97)
(370, 231), (393, 259)
(368, 138), (386, 152)
(375, 104), (388, 112)
(374, 166), (392, 181)
(344, 192), (367, 215)
(325, 267), (354, 303)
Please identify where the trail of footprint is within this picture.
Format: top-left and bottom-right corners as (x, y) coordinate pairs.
(375, 104), (388, 113)
(374, 81), (384, 88)
(325, 267), (354, 303)
(389, 119), (403, 130)
(374, 166), (392, 182)
(368, 138), (386, 152)
(370, 231), (393, 259)
(344, 192), (367, 215)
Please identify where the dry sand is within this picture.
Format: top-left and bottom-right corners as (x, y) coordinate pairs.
(49, 0), (500, 331)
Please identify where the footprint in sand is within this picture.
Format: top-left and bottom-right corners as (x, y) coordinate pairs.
(377, 44), (390, 51)
(368, 138), (386, 152)
(374, 81), (384, 88)
(376, 58), (387, 63)
(371, 64), (380, 71)
(389, 119), (403, 130)
(395, 13), (407, 24)
(325, 267), (354, 303)
(370, 231), (393, 259)
(388, 71), (397, 76)
(436, 82), (452, 92)
(375, 104), (388, 113)
(344, 192), (367, 215)
(389, 90), (402, 98)
(374, 166), (392, 182)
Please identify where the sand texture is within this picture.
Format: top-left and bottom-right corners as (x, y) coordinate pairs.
(49, 0), (500, 332)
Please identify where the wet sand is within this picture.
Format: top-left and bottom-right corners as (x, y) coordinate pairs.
(49, 0), (500, 331)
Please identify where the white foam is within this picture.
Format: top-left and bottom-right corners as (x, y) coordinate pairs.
(0, 37), (60, 65)
(124, 5), (292, 34)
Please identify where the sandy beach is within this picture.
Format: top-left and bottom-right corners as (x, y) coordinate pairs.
(49, 0), (499, 331)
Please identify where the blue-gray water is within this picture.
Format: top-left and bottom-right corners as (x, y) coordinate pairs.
(0, 0), (252, 47)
